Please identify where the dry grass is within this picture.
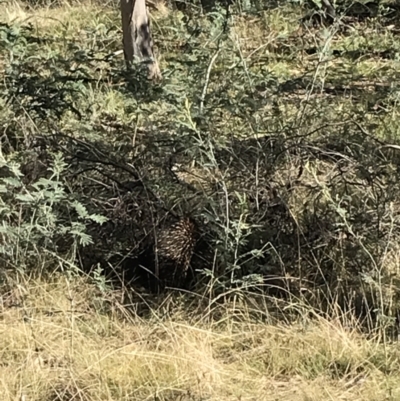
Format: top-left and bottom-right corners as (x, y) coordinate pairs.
(0, 274), (398, 401)
(2, 1), (103, 29)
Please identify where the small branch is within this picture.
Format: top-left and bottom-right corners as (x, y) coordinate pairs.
(200, 49), (221, 115)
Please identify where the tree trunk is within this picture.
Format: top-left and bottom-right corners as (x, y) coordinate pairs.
(120, 0), (162, 81)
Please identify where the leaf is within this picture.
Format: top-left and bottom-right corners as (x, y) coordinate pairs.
(71, 231), (93, 246)
(15, 193), (35, 202)
(88, 214), (108, 225)
(72, 201), (89, 219)
(2, 177), (22, 188)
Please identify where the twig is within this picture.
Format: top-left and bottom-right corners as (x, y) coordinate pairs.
(200, 49), (221, 115)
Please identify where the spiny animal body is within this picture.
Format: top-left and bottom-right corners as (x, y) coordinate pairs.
(153, 217), (198, 290)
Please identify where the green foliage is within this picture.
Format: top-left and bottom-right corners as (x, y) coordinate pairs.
(0, 152), (107, 272)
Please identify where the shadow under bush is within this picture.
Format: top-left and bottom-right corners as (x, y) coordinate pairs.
(3, 115), (400, 332)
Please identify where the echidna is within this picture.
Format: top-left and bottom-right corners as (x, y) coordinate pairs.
(153, 217), (199, 289)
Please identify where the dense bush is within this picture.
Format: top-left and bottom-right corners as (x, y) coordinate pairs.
(2, 0), (400, 332)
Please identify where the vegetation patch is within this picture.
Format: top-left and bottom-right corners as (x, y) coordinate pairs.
(2, 0), (400, 397)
